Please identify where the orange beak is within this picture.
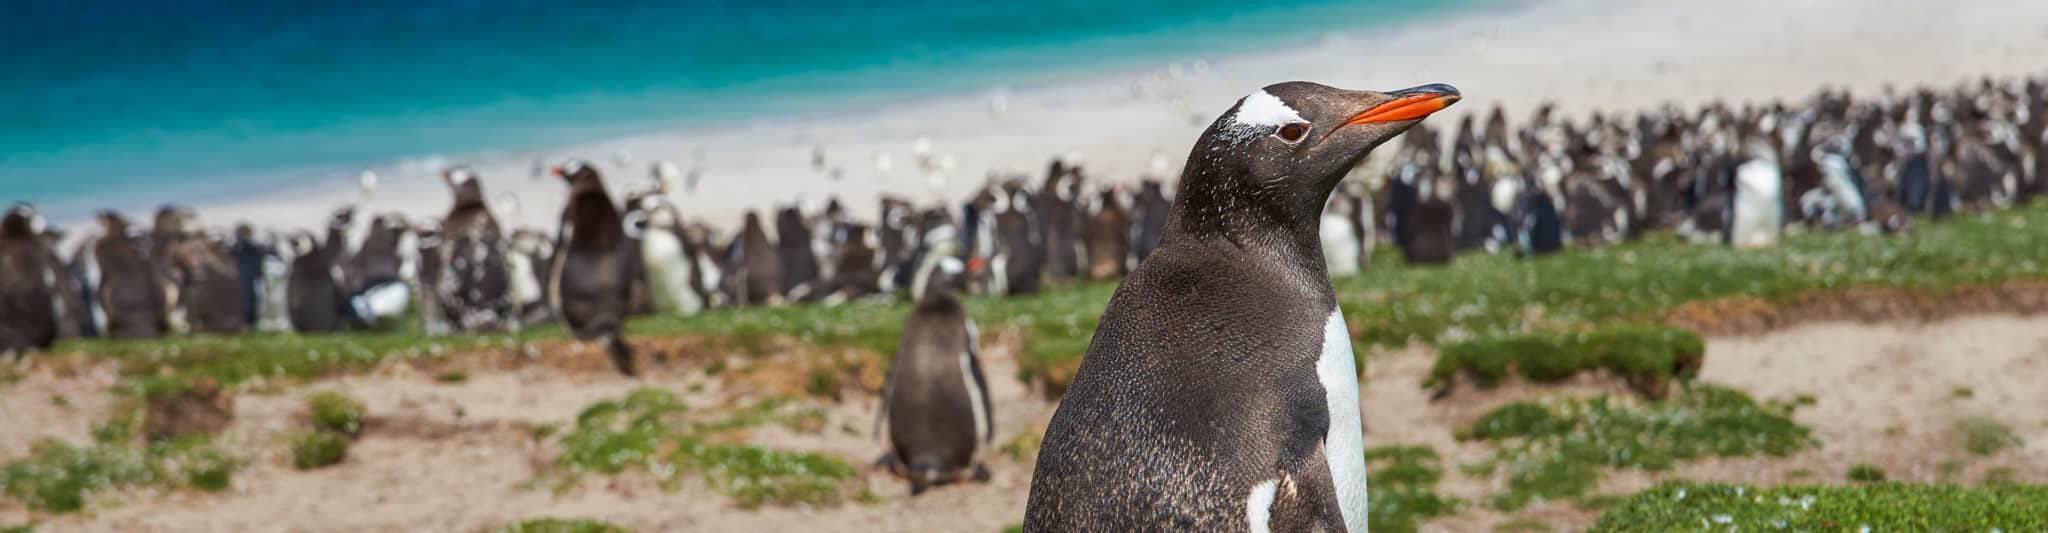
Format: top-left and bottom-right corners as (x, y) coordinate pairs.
(549, 165), (566, 178)
(1343, 83), (1462, 126)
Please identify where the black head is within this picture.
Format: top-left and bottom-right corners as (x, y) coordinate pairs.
(2, 203), (35, 237)
(440, 166), (487, 208)
(1175, 81), (1459, 238)
(550, 159), (607, 193)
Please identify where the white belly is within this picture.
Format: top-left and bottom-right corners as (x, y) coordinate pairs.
(1320, 214), (1361, 278)
(1318, 309), (1367, 532)
(642, 231), (701, 314)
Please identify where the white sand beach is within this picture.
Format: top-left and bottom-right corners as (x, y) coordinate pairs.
(173, 0), (2048, 235)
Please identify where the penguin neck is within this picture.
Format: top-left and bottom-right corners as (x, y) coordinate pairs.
(1162, 169), (1333, 280)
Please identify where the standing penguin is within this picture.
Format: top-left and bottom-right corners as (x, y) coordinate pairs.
(729, 211), (784, 307)
(432, 166), (518, 332)
(775, 206), (822, 299)
(547, 161), (639, 376)
(1130, 179), (1172, 263)
(1026, 81), (1459, 531)
(625, 188), (710, 315)
(228, 224), (273, 328)
(877, 244), (993, 495)
(286, 226), (348, 334)
(166, 234), (246, 334)
(1, 204), (61, 355)
(92, 212), (168, 340)
(1083, 186), (1131, 281)
(1730, 137), (1785, 248)
(1319, 185), (1367, 278)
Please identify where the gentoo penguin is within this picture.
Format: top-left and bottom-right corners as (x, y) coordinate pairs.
(1026, 81), (1459, 531)
(1319, 184), (1366, 278)
(1399, 164), (1457, 265)
(432, 166), (517, 332)
(876, 245), (993, 495)
(228, 224), (273, 328)
(1, 204), (61, 355)
(507, 228), (554, 325)
(812, 223), (885, 303)
(1130, 179), (1172, 263)
(92, 212), (168, 340)
(344, 214), (413, 326)
(1038, 161), (1084, 283)
(37, 227), (86, 341)
(286, 224), (348, 333)
(775, 206), (822, 299)
(547, 161), (639, 376)
(728, 211), (785, 307)
(990, 182), (1044, 296)
(624, 188), (708, 315)
(1730, 136), (1785, 248)
(1082, 186), (1131, 281)
(166, 234), (245, 334)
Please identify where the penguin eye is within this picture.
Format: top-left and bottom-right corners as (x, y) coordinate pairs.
(1275, 122), (1311, 144)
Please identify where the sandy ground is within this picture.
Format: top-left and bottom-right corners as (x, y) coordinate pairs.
(4, 313), (2043, 532)
(106, 0), (2048, 235)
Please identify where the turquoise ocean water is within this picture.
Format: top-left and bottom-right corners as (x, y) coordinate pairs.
(1, 0), (1476, 219)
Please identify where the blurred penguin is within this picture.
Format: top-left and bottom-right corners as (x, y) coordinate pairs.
(1, 204), (61, 355)
(432, 166), (518, 332)
(93, 212), (167, 339)
(877, 242), (993, 495)
(547, 161), (639, 376)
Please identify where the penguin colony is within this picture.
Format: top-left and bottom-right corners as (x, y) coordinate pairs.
(2, 75), (2044, 507)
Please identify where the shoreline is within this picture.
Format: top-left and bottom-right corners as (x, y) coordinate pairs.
(41, 0), (2048, 237)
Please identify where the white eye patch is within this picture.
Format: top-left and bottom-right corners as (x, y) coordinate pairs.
(938, 257), (965, 275)
(1219, 90), (1305, 144)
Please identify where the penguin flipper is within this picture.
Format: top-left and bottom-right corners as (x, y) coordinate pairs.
(963, 330), (995, 445)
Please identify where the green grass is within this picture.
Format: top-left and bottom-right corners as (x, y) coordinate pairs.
(1590, 481), (2048, 531)
(999, 432), (1043, 463)
(1, 523), (31, 533)
(0, 432), (235, 513)
(1427, 325), (1703, 396)
(290, 431), (349, 470)
(45, 204), (2048, 394)
(1848, 464), (1887, 483)
(1459, 385), (1814, 511)
(307, 391), (363, 436)
(546, 388), (856, 509)
(1364, 445), (1461, 533)
(1957, 416), (2022, 456)
(492, 517), (631, 533)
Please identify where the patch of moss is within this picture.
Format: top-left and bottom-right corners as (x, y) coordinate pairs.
(1957, 416), (2021, 456)
(0, 433), (235, 513)
(1848, 464), (1887, 483)
(434, 370), (469, 383)
(670, 437), (855, 509)
(290, 431), (349, 470)
(1, 524), (31, 533)
(1428, 325), (1703, 397)
(999, 432), (1043, 463)
(307, 391), (363, 436)
(1591, 481), (2048, 531)
(1460, 385), (1813, 511)
(1365, 445), (1461, 533)
(547, 388), (856, 508)
(492, 518), (630, 533)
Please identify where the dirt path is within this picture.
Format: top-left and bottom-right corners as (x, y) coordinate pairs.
(4, 314), (2045, 532)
